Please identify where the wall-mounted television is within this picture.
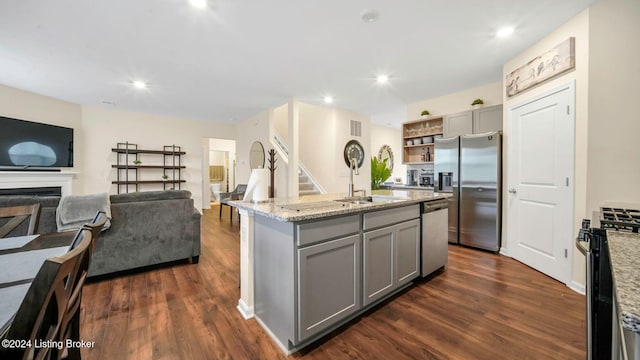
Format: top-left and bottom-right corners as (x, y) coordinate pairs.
(0, 116), (74, 169)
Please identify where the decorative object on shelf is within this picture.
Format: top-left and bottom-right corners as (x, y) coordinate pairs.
(471, 98), (484, 108)
(371, 156), (392, 190)
(506, 37), (575, 97)
(162, 174), (169, 181)
(343, 140), (364, 168)
(133, 159), (142, 165)
(420, 109), (430, 118)
(267, 149), (277, 198)
(377, 145), (394, 171)
(249, 141), (265, 169)
(401, 117), (443, 164)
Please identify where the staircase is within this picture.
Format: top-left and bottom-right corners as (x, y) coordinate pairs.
(272, 131), (324, 196)
(299, 172), (320, 196)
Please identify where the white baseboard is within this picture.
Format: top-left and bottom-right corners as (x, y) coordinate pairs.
(254, 316), (296, 356)
(499, 247), (510, 257)
(568, 281), (585, 295)
(237, 299), (254, 319)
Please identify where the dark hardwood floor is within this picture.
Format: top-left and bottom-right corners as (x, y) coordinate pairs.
(80, 206), (586, 359)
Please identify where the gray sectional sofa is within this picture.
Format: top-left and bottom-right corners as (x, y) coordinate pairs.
(0, 190), (201, 277)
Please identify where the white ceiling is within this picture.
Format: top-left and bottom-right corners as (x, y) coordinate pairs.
(0, 0), (597, 127)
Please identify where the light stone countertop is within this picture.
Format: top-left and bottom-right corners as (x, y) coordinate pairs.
(229, 190), (451, 222)
(382, 184), (435, 191)
(607, 230), (640, 333)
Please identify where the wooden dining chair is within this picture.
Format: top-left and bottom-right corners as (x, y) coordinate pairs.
(58, 211), (107, 360)
(1, 228), (92, 360)
(0, 204), (42, 238)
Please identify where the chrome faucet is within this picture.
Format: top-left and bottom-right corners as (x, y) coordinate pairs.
(348, 158), (359, 197)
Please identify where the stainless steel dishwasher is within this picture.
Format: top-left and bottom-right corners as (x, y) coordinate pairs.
(421, 199), (449, 276)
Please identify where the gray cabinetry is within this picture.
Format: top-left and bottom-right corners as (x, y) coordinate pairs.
(395, 219), (420, 285)
(297, 234), (361, 341)
(443, 105), (503, 138)
(363, 205), (420, 306)
(472, 105), (503, 134)
(363, 226), (394, 305)
(443, 111), (472, 138)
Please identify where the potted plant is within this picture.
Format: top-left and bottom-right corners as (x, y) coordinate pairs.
(420, 109), (430, 118)
(371, 157), (392, 190)
(471, 98), (484, 108)
(133, 159), (142, 165)
(162, 174), (169, 181)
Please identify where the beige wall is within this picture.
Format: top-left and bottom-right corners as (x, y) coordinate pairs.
(587, 0), (640, 210)
(235, 109), (288, 199)
(0, 83), (237, 212)
(502, 9), (590, 288)
(81, 106), (235, 212)
(273, 101), (371, 194)
(0, 83), (84, 191)
(370, 125), (404, 183)
(407, 82), (502, 121)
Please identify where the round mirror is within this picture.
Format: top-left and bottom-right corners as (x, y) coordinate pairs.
(249, 141), (265, 169)
(378, 145), (394, 171)
(343, 140), (365, 168)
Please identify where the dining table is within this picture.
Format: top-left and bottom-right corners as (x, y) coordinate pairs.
(0, 231), (76, 337)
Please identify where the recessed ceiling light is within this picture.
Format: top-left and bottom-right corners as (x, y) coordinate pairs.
(132, 81), (147, 89)
(361, 9), (379, 23)
(324, 96), (334, 104)
(496, 26), (514, 38)
(376, 74), (389, 84)
(190, 0), (207, 9)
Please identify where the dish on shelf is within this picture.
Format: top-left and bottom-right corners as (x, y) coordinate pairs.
(422, 136), (433, 144)
(413, 138), (422, 145)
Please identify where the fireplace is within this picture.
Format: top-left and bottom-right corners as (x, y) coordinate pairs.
(0, 186), (62, 196)
(0, 171), (77, 196)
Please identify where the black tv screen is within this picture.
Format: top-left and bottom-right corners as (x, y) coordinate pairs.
(0, 116), (74, 168)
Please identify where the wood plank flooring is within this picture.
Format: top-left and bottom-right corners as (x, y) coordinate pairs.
(80, 207), (586, 359)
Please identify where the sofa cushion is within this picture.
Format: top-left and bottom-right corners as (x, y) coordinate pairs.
(109, 190), (191, 204)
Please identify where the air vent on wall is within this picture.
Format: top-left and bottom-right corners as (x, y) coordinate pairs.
(350, 120), (362, 137)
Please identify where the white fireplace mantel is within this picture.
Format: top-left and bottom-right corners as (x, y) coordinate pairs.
(0, 171), (78, 196)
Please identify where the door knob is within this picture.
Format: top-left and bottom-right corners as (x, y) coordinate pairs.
(508, 188), (517, 194)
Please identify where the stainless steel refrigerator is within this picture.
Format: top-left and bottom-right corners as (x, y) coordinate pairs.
(434, 131), (502, 252)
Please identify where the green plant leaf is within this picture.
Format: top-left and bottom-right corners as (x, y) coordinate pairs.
(371, 156), (392, 190)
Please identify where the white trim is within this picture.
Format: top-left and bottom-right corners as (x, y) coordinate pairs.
(569, 281), (585, 295)
(236, 299), (254, 319)
(238, 209), (255, 320)
(499, 247), (510, 257)
(0, 171), (77, 196)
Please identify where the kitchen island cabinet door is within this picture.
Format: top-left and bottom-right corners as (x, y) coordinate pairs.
(363, 226), (395, 306)
(297, 234), (361, 341)
(395, 219), (420, 285)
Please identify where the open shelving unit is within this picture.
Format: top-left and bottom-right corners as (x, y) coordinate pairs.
(112, 142), (186, 194)
(402, 117), (444, 164)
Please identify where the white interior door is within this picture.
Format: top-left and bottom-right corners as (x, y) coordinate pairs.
(507, 82), (574, 284)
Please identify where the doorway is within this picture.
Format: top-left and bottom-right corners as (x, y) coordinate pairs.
(506, 82), (575, 284)
(203, 138), (236, 210)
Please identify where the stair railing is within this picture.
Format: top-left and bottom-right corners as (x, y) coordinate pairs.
(272, 131), (327, 194)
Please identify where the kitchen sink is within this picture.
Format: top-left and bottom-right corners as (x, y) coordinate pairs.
(334, 195), (405, 204)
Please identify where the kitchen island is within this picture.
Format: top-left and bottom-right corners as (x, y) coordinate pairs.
(230, 190), (449, 354)
(607, 231), (640, 359)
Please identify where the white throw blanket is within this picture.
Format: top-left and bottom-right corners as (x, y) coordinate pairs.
(56, 193), (112, 232)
